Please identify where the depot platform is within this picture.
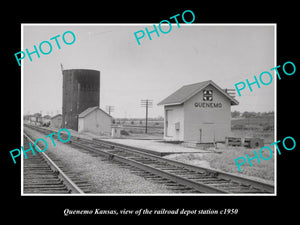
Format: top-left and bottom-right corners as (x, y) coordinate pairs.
(94, 138), (211, 156)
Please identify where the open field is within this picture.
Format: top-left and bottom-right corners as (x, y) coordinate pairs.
(231, 114), (274, 144)
(115, 118), (163, 136)
(231, 115), (274, 129)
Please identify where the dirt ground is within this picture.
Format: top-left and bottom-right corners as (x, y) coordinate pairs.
(164, 142), (275, 185)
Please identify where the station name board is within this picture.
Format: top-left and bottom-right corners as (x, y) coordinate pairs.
(194, 102), (222, 108)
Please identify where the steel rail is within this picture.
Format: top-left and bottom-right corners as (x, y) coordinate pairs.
(23, 133), (84, 194)
(24, 124), (274, 193)
(71, 140), (227, 193)
(93, 139), (274, 193)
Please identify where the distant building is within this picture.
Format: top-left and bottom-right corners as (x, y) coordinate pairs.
(24, 113), (50, 126)
(28, 113), (41, 126)
(78, 106), (112, 135)
(28, 115), (37, 125)
(42, 115), (51, 126)
(24, 115), (30, 124)
(50, 114), (62, 128)
(158, 80), (239, 143)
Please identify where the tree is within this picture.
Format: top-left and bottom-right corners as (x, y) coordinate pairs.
(231, 110), (241, 118)
(242, 111), (256, 118)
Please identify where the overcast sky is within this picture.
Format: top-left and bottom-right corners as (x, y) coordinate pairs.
(23, 24), (275, 118)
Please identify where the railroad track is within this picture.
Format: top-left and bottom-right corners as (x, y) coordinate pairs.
(23, 133), (87, 194)
(24, 124), (275, 194)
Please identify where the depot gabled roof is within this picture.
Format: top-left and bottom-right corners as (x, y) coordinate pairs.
(157, 80), (239, 106)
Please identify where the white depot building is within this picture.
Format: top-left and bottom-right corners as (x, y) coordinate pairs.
(158, 80), (239, 143)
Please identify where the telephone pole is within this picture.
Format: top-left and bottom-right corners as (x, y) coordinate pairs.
(106, 105), (115, 115)
(140, 99), (153, 133)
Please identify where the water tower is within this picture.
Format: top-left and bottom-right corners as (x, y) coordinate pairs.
(62, 69), (100, 131)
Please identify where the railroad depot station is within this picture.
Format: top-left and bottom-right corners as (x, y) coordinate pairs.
(158, 80), (239, 143)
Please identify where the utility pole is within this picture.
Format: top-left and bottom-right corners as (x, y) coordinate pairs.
(106, 105), (115, 115)
(140, 99), (153, 133)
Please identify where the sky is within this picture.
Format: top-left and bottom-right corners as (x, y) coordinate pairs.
(23, 24), (275, 118)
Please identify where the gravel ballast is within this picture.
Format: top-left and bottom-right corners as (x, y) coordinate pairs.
(24, 127), (172, 194)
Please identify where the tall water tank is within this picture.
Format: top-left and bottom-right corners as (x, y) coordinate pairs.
(62, 69), (100, 131)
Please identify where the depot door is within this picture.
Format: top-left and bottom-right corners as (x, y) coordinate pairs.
(200, 123), (214, 143)
(165, 109), (174, 137)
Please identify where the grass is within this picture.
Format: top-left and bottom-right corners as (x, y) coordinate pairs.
(231, 115), (274, 127)
(203, 144), (275, 181)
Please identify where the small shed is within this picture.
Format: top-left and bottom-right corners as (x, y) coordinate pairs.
(158, 80), (239, 143)
(78, 106), (112, 135)
(50, 114), (62, 128)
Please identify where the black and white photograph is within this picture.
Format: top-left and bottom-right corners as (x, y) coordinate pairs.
(3, 5), (298, 221)
(21, 24), (275, 195)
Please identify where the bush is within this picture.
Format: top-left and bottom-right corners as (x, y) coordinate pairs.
(232, 124), (246, 130)
(120, 130), (130, 136)
(263, 124), (274, 131)
(231, 110), (241, 118)
(242, 111), (257, 118)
